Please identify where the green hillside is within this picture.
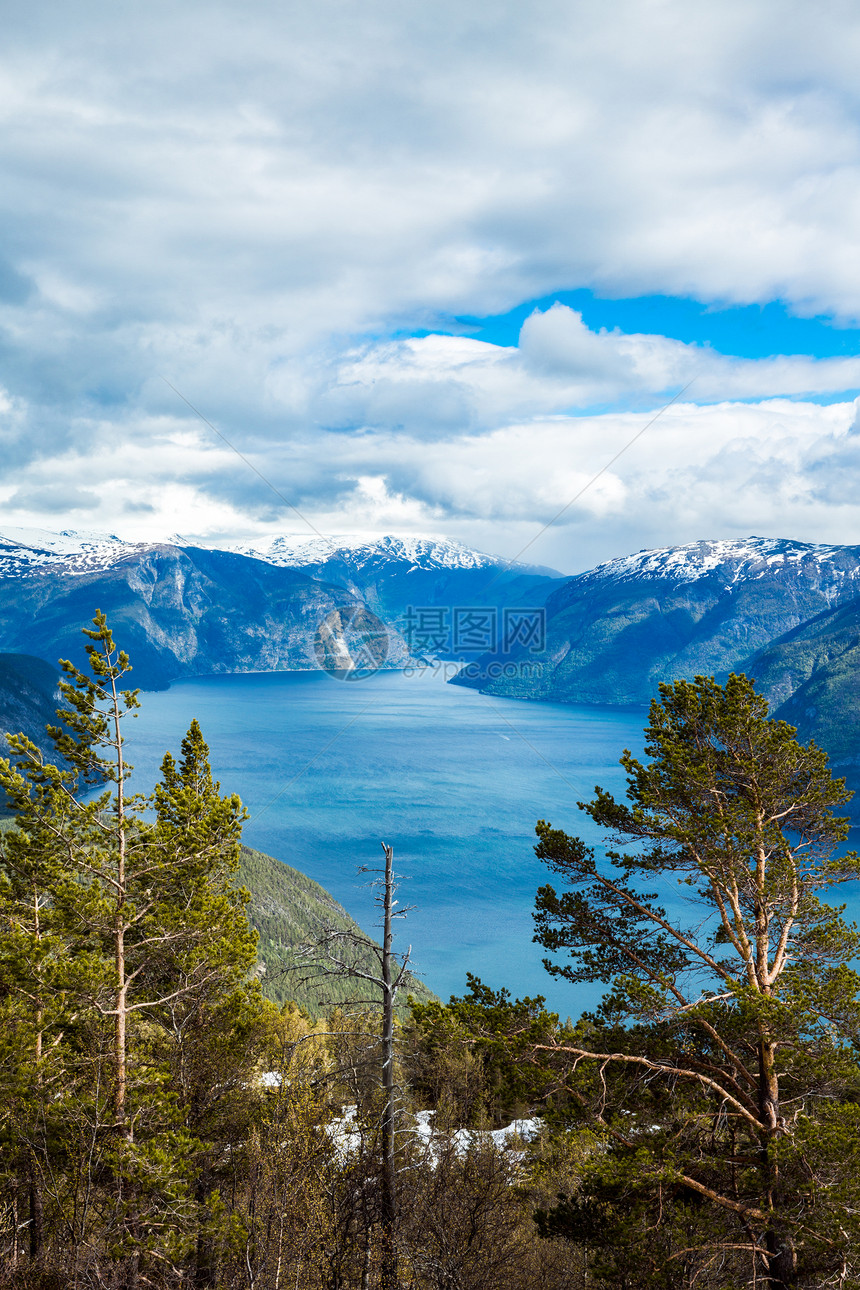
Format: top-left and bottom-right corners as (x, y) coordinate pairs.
(0, 825), (434, 1015)
(0, 653), (60, 754)
(747, 600), (860, 765)
(237, 843), (435, 1016)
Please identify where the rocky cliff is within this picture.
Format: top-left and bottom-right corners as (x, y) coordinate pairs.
(0, 529), (560, 687)
(0, 531), (411, 688)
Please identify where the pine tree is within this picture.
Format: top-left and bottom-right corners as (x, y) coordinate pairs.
(531, 674), (860, 1289)
(149, 718), (261, 1289)
(0, 784), (73, 1265)
(0, 613), (262, 1284)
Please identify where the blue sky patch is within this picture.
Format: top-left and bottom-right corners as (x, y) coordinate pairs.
(422, 290), (860, 360)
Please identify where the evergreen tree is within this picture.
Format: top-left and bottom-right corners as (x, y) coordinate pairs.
(0, 613), (262, 1285)
(531, 674), (860, 1289)
(0, 790), (73, 1266)
(149, 718), (261, 1289)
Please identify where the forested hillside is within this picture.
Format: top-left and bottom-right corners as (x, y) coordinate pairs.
(238, 843), (434, 1014)
(3, 612), (860, 1285)
(0, 654), (59, 757)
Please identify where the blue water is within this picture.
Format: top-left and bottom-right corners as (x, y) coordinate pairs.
(123, 668), (656, 1015)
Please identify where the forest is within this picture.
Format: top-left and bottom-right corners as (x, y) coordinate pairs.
(2, 613), (860, 1290)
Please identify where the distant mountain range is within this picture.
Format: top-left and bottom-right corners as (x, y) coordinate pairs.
(0, 528), (558, 691)
(454, 536), (860, 766)
(227, 533), (561, 619)
(5, 527), (860, 775)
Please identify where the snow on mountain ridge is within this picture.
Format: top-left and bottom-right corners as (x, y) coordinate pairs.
(579, 537), (860, 588)
(0, 527), (147, 577)
(0, 527), (522, 580)
(223, 533), (504, 572)
(0, 527), (127, 555)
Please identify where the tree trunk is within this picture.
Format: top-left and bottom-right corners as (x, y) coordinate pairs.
(379, 843), (398, 1290)
(30, 992), (44, 1262)
(28, 1169), (43, 1262)
(110, 671), (137, 1290)
(194, 1164), (216, 1289)
(758, 1038), (797, 1290)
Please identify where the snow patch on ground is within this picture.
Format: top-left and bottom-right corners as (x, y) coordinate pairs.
(325, 1106), (541, 1164)
(411, 1109), (541, 1159)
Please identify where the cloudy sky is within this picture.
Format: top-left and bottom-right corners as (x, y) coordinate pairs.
(3, 0), (860, 572)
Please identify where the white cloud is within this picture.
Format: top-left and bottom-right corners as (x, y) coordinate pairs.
(3, 1), (860, 562)
(280, 309), (860, 441)
(4, 1), (860, 343)
(4, 392), (859, 575)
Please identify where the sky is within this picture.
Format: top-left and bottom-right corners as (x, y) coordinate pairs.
(3, 0), (860, 573)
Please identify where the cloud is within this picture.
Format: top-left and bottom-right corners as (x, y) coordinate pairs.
(4, 2), (860, 358)
(5, 390), (859, 575)
(314, 309), (860, 435)
(9, 484), (100, 512)
(518, 307), (860, 401)
(3, 1), (860, 563)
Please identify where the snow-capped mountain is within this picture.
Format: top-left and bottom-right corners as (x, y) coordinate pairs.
(0, 527), (147, 577)
(211, 532), (562, 621)
(580, 536), (860, 595)
(0, 528), (412, 689)
(224, 533), (511, 573)
(454, 535), (860, 713)
(6, 525), (860, 787)
(0, 526), (561, 689)
(0, 527), (558, 581)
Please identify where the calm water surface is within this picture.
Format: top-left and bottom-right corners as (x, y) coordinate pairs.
(123, 668), (670, 1014)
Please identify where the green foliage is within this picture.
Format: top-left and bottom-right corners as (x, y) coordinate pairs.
(0, 612), (480, 1290)
(0, 613), (269, 1285)
(0, 655), (60, 788)
(530, 673), (860, 1287)
(408, 975), (567, 1127)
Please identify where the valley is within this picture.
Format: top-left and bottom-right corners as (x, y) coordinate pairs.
(4, 525), (860, 1013)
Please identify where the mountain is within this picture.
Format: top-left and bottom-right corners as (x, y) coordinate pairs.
(0, 528), (561, 687)
(453, 537), (860, 708)
(224, 534), (562, 636)
(238, 843), (435, 1016)
(0, 652), (61, 757)
(745, 599), (860, 763)
(0, 529), (409, 688)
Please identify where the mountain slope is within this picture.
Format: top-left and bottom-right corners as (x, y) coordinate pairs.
(0, 653), (60, 755)
(745, 600), (860, 763)
(0, 529), (559, 686)
(225, 534), (563, 629)
(0, 531), (408, 688)
(238, 844), (434, 1016)
(0, 826), (433, 1014)
(454, 538), (860, 707)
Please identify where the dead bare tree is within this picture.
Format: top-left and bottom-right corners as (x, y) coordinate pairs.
(296, 842), (414, 1290)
